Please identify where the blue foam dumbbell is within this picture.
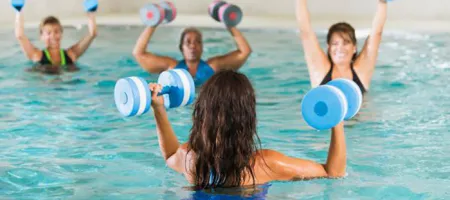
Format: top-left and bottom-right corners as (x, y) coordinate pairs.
(114, 68), (195, 117)
(140, 1), (177, 27)
(208, 1), (242, 27)
(11, 0), (25, 12)
(84, 0), (98, 12)
(301, 79), (362, 130)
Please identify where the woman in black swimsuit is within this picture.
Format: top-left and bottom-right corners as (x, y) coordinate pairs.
(15, 11), (97, 74)
(295, 0), (390, 93)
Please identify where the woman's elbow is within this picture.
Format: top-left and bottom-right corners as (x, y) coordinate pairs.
(132, 51), (145, 62)
(241, 47), (252, 58)
(246, 47), (253, 55)
(132, 49), (146, 59)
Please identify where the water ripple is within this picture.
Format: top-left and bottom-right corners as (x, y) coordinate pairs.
(0, 26), (449, 199)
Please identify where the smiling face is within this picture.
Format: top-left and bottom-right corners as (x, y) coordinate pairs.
(326, 22), (357, 66)
(39, 16), (63, 49)
(179, 28), (203, 62)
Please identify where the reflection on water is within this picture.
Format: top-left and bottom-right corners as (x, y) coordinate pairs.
(0, 26), (449, 199)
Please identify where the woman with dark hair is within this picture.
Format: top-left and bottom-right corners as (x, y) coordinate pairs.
(133, 25), (251, 86)
(148, 70), (347, 189)
(296, 0), (389, 93)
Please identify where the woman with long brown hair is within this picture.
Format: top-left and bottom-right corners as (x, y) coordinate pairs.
(148, 70), (347, 189)
(296, 0), (390, 93)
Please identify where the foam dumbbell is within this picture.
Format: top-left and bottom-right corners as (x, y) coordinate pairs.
(114, 68), (195, 117)
(208, 1), (242, 27)
(84, 0), (98, 12)
(140, 1), (177, 27)
(301, 79), (362, 130)
(11, 0), (25, 12)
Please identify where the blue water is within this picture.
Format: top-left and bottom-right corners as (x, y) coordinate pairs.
(0, 25), (449, 199)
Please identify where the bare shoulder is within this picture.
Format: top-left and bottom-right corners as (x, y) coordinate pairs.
(255, 149), (284, 159)
(179, 143), (190, 155)
(178, 143), (196, 184)
(178, 143), (195, 165)
(253, 149), (286, 172)
(66, 49), (77, 62)
(206, 56), (221, 72)
(250, 149), (287, 184)
(31, 50), (43, 62)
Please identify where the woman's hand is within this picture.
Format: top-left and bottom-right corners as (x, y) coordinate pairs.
(149, 83), (165, 108)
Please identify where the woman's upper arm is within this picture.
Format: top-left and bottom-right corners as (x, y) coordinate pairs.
(134, 53), (178, 73)
(17, 37), (41, 62)
(299, 32), (330, 86)
(165, 143), (189, 174)
(354, 33), (382, 85)
(354, 1), (387, 86)
(263, 149), (328, 181)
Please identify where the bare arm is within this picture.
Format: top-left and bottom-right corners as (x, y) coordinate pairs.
(207, 27), (252, 71)
(132, 27), (177, 74)
(323, 122), (346, 177)
(295, 0), (330, 87)
(148, 83), (184, 173)
(15, 12), (41, 62)
(354, 0), (388, 88)
(267, 122), (346, 180)
(67, 13), (98, 62)
(152, 101), (184, 173)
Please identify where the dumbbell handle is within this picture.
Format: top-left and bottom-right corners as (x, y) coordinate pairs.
(157, 85), (173, 96)
(118, 85), (171, 105)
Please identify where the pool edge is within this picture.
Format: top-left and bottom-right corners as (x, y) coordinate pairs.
(1, 14), (450, 33)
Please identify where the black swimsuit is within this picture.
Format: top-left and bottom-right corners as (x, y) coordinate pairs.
(30, 49), (78, 74)
(320, 64), (367, 94)
(39, 49), (73, 66)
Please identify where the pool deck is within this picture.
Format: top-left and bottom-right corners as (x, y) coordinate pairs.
(4, 14), (450, 33)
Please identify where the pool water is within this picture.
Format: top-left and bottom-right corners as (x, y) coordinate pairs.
(0, 25), (449, 199)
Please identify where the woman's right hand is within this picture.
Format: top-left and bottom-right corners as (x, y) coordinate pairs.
(149, 83), (165, 108)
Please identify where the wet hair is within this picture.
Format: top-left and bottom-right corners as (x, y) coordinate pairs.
(39, 16), (62, 34)
(179, 27), (202, 52)
(326, 22), (358, 63)
(187, 70), (261, 189)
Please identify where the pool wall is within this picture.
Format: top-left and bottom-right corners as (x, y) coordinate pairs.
(0, 0), (449, 32)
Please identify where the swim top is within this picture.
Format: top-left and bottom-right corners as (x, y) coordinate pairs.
(39, 49), (74, 66)
(175, 59), (215, 86)
(320, 63), (367, 93)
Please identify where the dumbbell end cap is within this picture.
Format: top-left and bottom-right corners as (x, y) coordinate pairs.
(114, 77), (151, 117)
(301, 85), (347, 130)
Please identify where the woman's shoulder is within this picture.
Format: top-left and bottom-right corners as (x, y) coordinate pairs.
(255, 149), (283, 157)
(253, 149), (284, 168)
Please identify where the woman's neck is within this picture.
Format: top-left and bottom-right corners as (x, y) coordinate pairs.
(46, 46), (61, 51)
(186, 60), (200, 68)
(185, 60), (200, 76)
(332, 63), (353, 78)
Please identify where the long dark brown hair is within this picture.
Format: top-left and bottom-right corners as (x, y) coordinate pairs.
(187, 70), (261, 189)
(326, 22), (358, 63)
